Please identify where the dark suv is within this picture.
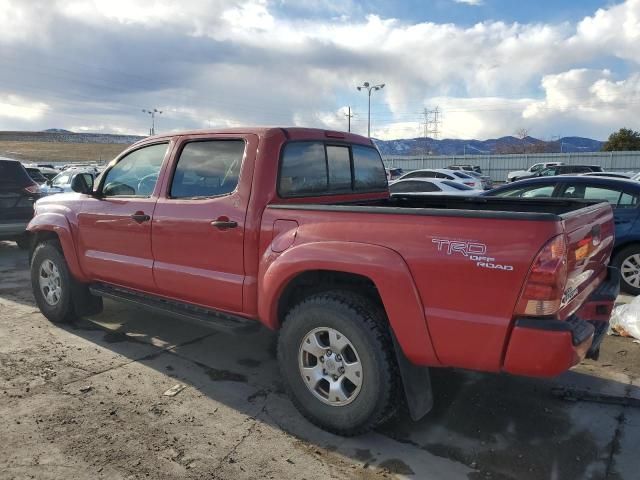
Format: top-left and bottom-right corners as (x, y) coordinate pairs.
(536, 165), (603, 177)
(0, 159), (41, 249)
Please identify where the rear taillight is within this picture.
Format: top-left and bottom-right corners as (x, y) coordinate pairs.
(515, 235), (568, 316)
(463, 182), (475, 187)
(24, 184), (40, 194)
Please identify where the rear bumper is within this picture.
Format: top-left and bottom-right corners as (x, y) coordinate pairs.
(502, 266), (620, 377)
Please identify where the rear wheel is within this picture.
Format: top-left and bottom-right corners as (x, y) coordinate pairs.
(277, 291), (399, 436)
(613, 244), (640, 295)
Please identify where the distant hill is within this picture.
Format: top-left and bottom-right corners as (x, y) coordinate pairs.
(0, 130), (145, 145)
(372, 136), (605, 156)
(43, 128), (73, 134)
(0, 130), (606, 156)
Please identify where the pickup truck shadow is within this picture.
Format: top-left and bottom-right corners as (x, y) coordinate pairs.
(2, 242), (636, 479)
(56, 300), (638, 480)
(0, 242), (32, 307)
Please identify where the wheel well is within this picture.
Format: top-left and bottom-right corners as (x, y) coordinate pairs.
(612, 241), (640, 261)
(30, 231), (60, 259)
(277, 270), (384, 327)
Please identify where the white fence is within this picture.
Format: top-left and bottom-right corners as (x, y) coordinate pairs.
(382, 151), (640, 182)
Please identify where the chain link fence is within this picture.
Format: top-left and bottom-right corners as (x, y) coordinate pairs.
(382, 151), (640, 182)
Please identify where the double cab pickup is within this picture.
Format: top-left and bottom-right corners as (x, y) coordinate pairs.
(28, 127), (619, 435)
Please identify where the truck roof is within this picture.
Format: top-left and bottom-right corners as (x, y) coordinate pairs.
(133, 127), (374, 148)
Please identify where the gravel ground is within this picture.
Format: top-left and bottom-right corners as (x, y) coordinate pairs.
(1, 240), (639, 480)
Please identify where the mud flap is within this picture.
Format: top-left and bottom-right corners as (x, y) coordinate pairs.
(71, 279), (103, 317)
(391, 334), (433, 421)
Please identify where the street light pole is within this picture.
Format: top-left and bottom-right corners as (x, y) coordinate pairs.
(142, 108), (163, 135)
(357, 82), (385, 137)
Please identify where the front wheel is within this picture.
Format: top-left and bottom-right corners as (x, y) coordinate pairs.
(30, 240), (103, 323)
(31, 241), (76, 323)
(613, 245), (640, 295)
(277, 291), (399, 436)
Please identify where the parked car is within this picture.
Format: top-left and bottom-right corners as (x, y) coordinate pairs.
(448, 164), (482, 174)
(385, 167), (404, 181)
(0, 159), (41, 249)
(507, 162), (564, 182)
(37, 166), (62, 181)
(389, 178), (481, 196)
(485, 175), (640, 294)
(40, 169), (97, 196)
(24, 167), (49, 184)
(536, 165), (603, 177)
(396, 168), (483, 189)
(28, 127), (617, 435)
(464, 170), (493, 189)
(35, 163), (59, 170)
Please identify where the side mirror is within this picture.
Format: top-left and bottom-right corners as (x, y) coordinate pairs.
(71, 175), (94, 194)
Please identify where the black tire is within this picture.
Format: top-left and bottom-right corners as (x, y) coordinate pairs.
(15, 234), (31, 250)
(31, 240), (103, 323)
(277, 291), (399, 436)
(31, 241), (76, 323)
(613, 244), (640, 295)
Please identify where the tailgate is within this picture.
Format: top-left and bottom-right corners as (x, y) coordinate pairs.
(558, 201), (615, 319)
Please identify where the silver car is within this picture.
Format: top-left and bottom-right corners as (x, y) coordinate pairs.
(40, 169), (96, 196)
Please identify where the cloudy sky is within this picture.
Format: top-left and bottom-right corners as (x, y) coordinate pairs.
(0, 0), (638, 140)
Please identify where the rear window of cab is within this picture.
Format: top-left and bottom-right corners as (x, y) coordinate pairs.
(278, 142), (388, 197)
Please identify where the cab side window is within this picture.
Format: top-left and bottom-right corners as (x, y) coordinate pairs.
(170, 140), (245, 199)
(279, 142), (386, 197)
(103, 143), (168, 197)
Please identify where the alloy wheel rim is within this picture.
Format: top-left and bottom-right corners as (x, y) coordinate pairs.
(621, 254), (640, 288)
(298, 327), (363, 406)
(39, 259), (62, 306)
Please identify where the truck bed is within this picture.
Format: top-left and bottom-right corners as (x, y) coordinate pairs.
(266, 195), (615, 372)
(271, 195), (602, 219)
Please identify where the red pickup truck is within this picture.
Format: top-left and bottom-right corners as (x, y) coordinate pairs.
(27, 127), (619, 435)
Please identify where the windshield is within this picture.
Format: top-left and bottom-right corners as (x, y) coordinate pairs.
(51, 173), (72, 186)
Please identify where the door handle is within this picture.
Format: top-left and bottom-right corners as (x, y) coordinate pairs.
(614, 220), (630, 225)
(131, 212), (151, 223)
(211, 218), (238, 229)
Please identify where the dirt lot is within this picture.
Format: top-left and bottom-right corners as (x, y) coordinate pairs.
(0, 141), (128, 164)
(1, 241), (639, 480)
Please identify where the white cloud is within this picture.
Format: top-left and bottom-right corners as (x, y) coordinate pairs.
(454, 0), (484, 5)
(0, 0), (639, 140)
(0, 94), (48, 121)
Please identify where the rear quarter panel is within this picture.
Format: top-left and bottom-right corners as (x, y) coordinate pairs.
(260, 206), (563, 371)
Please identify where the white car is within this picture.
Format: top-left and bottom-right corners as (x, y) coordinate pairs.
(507, 162), (564, 182)
(395, 168), (483, 189)
(41, 169), (97, 196)
(389, 178), (481, 196)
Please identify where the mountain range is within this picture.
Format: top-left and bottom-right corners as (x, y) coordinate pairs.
(372, 136), (604, 156)
(6, 129), (604, 156)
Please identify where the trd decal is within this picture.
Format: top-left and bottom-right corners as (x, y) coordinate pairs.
(432, 238), (514, 272)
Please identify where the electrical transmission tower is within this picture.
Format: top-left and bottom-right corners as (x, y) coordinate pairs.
(420, 106), (442, 157)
